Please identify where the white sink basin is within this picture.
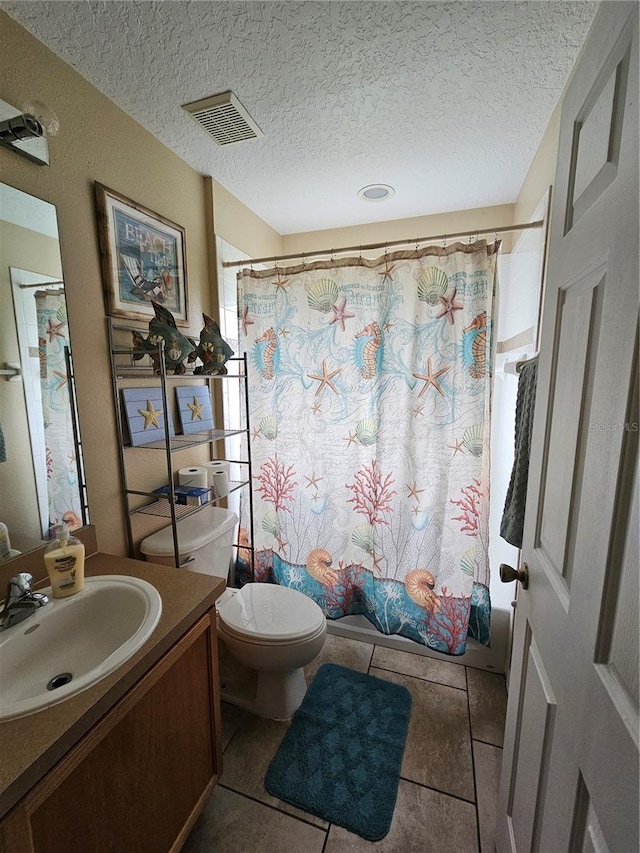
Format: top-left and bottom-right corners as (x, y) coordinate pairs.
(0, 575), (162, 721)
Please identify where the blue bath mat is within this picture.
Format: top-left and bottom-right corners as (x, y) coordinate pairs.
(264, 663), (412, 841)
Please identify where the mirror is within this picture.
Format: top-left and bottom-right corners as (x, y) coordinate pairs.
(0, 183), (88, 561)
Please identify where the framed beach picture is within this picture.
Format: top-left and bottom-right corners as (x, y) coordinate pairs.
(175, 386), (214, 434)
(121, 387), (175, 447)
(95, 183), (189, 326)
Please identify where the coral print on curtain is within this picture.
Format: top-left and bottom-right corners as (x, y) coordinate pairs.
(238, 241), (497, 654)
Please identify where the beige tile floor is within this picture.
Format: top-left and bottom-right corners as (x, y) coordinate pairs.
(183, 634), (507, 853)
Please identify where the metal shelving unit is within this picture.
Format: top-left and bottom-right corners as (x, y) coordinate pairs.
(107, 317), (254, 571)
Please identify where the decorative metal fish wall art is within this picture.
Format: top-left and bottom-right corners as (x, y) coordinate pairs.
(131, 300), (196, 375)
(188, 314), (234, 375)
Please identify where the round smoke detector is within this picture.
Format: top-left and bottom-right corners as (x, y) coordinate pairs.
(357, 184), (395, 202)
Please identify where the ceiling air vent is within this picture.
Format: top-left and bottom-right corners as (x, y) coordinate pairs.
(182, 91), (262, 146)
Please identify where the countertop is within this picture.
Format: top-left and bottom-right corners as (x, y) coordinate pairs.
(0, 551), (225, 820)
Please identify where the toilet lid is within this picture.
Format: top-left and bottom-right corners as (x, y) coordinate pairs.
(218, 583), (325, 642)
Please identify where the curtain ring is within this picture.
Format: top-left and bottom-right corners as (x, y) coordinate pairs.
(359, 245), (362, 264)
(301, 252), (306, 269)
(473, 231), (484, 263)
(439, 234), (449, 266)
(415, 239), (419, 258)
(330, 248), (335, 264)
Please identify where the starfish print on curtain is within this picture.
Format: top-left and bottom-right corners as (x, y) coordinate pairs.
(237, 242), (497, 654)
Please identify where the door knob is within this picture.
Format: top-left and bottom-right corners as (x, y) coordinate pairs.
(499, 563), (529, 589)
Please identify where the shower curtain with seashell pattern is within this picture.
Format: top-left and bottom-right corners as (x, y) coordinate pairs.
(237, 242), (497, 653)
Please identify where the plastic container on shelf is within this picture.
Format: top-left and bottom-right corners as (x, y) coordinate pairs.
(139, 505), (238, 580)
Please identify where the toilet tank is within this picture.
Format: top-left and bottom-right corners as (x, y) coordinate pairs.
(139, 506), (238, 580)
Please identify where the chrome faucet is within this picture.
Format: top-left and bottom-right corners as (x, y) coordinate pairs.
(0, 572), (49, 630)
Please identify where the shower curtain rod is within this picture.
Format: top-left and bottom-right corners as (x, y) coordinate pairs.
(222, 219), (544, 268)
(19, 280), (64, 288)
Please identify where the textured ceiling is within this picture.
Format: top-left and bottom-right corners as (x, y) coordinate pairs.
(2, 1), (598, 234)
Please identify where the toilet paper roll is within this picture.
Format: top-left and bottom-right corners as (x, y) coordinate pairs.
(177, 466), (209, 488)
(212, 469), (230, 499)
(203, 460), (231, 488)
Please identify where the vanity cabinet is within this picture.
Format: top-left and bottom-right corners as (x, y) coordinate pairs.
(0, 609), (222, 853)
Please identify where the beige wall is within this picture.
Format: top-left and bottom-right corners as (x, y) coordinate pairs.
(0, 11), (214, 556)
(0, 221), (63, 540)
(210, 178), (282, 260)
(282, 203), (516, 258)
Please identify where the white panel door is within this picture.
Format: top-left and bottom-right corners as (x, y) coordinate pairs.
(497, 3), (639, 851)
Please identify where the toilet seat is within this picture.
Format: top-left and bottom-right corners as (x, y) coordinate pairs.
(217, 583), (325, 643)
(218, 618), (326, 647)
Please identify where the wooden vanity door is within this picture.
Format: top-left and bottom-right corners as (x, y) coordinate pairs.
(1, 613), (222, 853)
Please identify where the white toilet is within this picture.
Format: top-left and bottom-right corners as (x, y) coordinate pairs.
(139, 509), (327, 720)
(217, 583), (327, 720)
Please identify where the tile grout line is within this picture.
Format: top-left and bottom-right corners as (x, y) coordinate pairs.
(218, 782), (329, 833)
(472, 736), (505, 749)
(398, 774), (477, 806)
(465, 665), (483, 853)
(369, 662), (468, 691)
(370, 664), (470, 700)
(366, 643), (375, 674)
(221, 711), (248, 756)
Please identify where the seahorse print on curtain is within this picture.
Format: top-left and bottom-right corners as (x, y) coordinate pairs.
(238, 242), (497, 654)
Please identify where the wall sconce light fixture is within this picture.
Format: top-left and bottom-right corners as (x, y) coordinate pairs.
(0, 98), (59, 166)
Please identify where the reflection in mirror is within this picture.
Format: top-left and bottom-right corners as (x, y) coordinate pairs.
(0, 183), (88, 561)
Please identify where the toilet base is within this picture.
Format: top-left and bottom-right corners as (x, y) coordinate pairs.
(255, 667), (308, 720)
(218, 639), (309, 720)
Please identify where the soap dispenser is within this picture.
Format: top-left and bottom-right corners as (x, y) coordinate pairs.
(44, 523), (85, 598)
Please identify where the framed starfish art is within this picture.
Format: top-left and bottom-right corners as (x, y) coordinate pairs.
(121, 387), (174, 446)
(175, 386), (214, 434)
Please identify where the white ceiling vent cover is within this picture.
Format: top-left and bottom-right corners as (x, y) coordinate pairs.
(182, 91), (262, 146)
